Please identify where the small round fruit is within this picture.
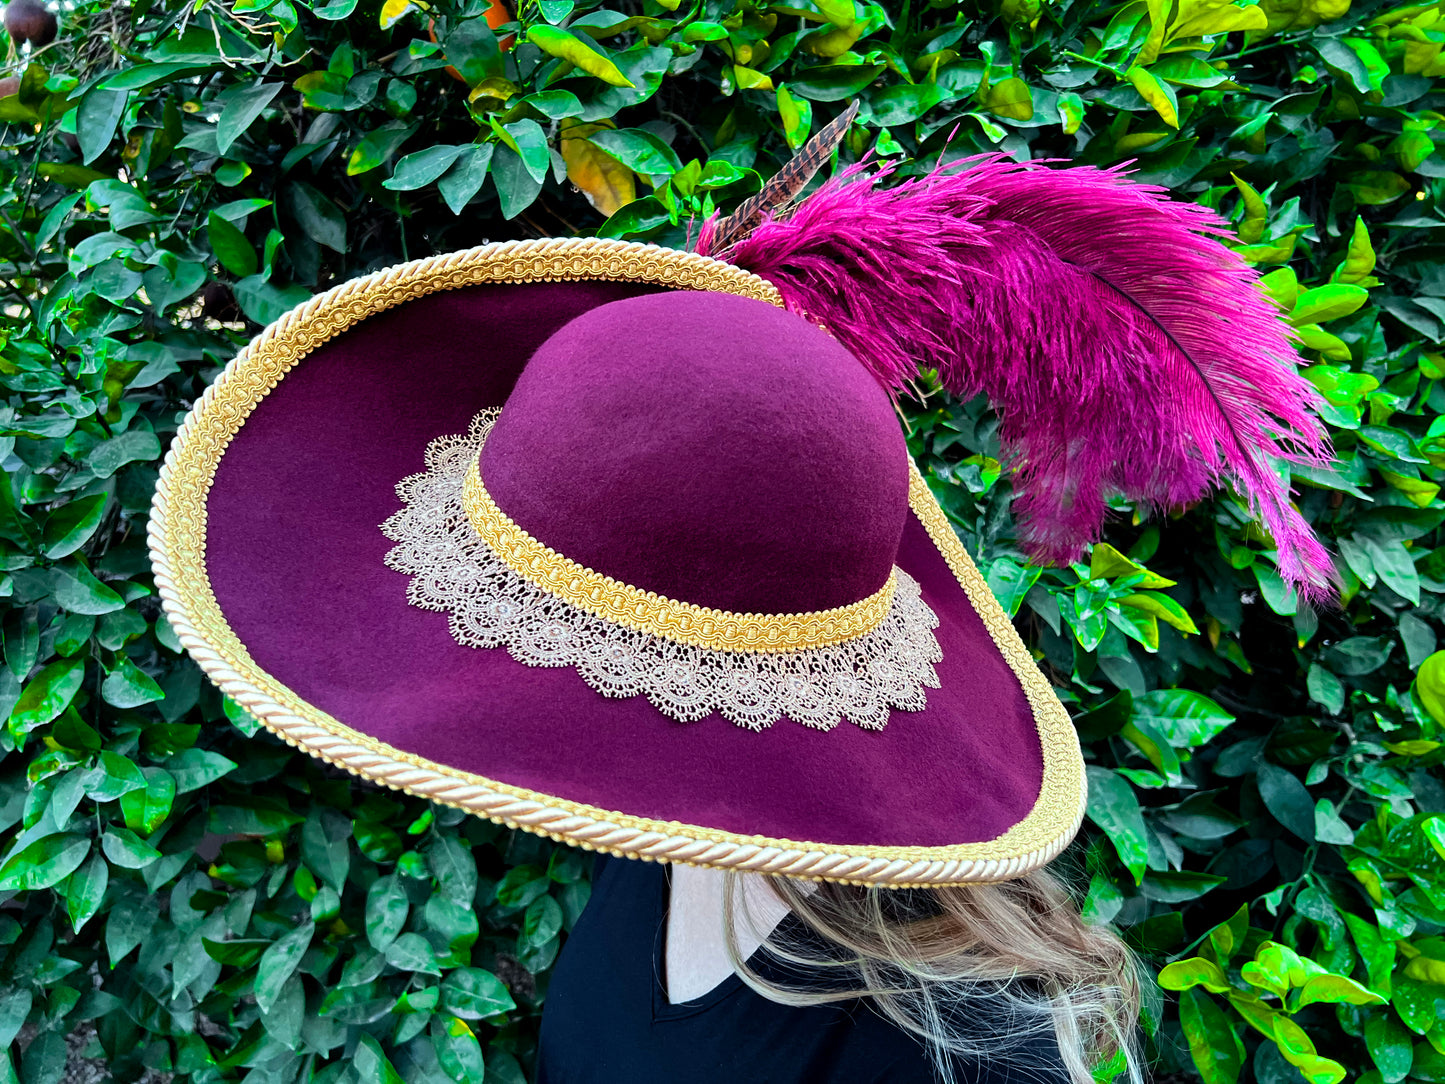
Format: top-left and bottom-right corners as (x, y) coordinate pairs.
(0, 76), (20, 98)
(4, 0), (58, 47)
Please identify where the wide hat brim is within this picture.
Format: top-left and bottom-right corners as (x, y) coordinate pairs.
(150, 238), (1084, 887)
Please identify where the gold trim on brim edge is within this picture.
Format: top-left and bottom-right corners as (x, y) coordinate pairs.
(462, 456), (899, 653)
(148, 237), (1085, 888)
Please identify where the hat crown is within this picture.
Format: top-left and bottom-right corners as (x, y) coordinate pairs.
(479, 291), (909, 615)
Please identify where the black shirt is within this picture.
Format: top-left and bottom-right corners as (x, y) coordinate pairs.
(536, 856), (1070, 1084)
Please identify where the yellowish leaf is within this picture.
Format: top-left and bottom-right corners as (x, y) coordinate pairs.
(379, 0), (422, 29)
(1380, 470), (1440, 508)
(732, 65), (775, 91)
(1331, 216), (1378, 284)
(1140, 0), (1172, 63)
(801, 20), (864, 58)
(1119, 592), (1199, 635)
(1231, 173), (1267, 243)
(1383, 739), (1442, 756)
(1126, 67), (1179, 129)
(1114, 131), (1171, 154)
(982, 76), (1034, 120)
(526, 26), (635, 88)
(1173, 0), (1269, 40)
(560, 119), (637, 217)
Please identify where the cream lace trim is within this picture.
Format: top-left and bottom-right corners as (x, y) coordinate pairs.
(381, 411), (943, 731)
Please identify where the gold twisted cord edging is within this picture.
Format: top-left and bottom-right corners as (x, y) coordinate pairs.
(462, 457), (897, 654)
(147, 237), (1084, 887)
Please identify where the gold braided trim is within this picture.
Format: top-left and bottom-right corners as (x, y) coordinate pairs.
(147, 237), (1084, 887)
(461, 457), (896, 653)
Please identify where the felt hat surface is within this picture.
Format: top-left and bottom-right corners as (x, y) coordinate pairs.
(150, 237), (1087, 887)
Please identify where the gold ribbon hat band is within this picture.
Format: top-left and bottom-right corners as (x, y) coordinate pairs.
(460, 455), (899, 654)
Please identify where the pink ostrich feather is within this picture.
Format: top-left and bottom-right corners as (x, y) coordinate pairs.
(697, 155), (1337, 602)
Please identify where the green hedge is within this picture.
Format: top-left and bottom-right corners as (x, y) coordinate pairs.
(0, 0), (1443, 1080)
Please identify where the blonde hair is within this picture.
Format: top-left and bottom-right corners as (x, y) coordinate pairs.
(722, 867), (1144, 1084)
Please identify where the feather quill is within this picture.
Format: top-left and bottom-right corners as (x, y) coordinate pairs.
(700, 101), (860, 254)
(697, 155), (1336, 601)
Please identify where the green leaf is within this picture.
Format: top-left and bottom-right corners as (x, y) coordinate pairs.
(438, 145), (494, 214)
(314, 0), (359, 18)
(354, 1035), (406, 1084)
(365, 874), (409, 949)
(88, 431), (161, 478)
(1209, 903), (1250, 964)
(445, 19), (505, 84)
(788, 63), (882, 101)
(87, 750), (147, 801)
(64, 853), (108, 934)
(0, 990), (32, 1052)
(1257, 762), (1315, 842)
(521, 894), (563, 949)
(164, 748), (238, 794)
(76, 88), (128, 164)
(440, 967), (516, 1019)
(1084, 765), (1148, 884)
(869, 83), (945, 125)
(1361, 536), (1420, 605)
(203, 937), (271, 967)
(102, 655), (165, 708)
(427, 834), (478, 903)
(348, 121), (416, 176)
(119, 767), (176, 835)
(385, 931), (440, 974)
(0, 833), (89, 890)
(491, 145), (542, 220)
(383, 145), (465, 191)
(1306, 663), (1344, 715)
(1158, 957), (1231, 993)
(283, 182), (347, 253)
(1180, 988), (1245, 1084)
(985, 557), (1041, 619)
(1296, 973), (1384, 1008)
(431, 1015), (486, 1078)
(1141, 869), (1226, 902)
(42, 494), (106, 560)
(1342, 912), (1394, 996)
(208, 211), (259, 278)
(101, 826), (161, 868)
(255, 921), (315, 1015)
(216, 82), (283, 156)
(9, 657), (85, 734)
(1290, 284), (1370, 325)
(105, 897), (156, 967)
(20, 1031), (65, 1084)
(233, 277), (311, 325)
(1132, 689), (1234, 749)
(98, 61), (219, 92)
(1366, 1012), (1414, 1083)
(496, 118), (551, 185)
(527, 26), (635, 87)
(586, 127), (680, 181)
(1312, 798), (1354, 845)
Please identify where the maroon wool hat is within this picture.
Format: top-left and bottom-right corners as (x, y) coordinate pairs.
(151, 138), (1334, 888)
(148, 239), (1084, 887)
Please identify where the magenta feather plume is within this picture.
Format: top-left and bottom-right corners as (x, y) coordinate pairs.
(696, 155), (1337, 602)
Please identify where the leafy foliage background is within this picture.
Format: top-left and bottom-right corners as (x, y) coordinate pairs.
(0, 0), (1443, 1080)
